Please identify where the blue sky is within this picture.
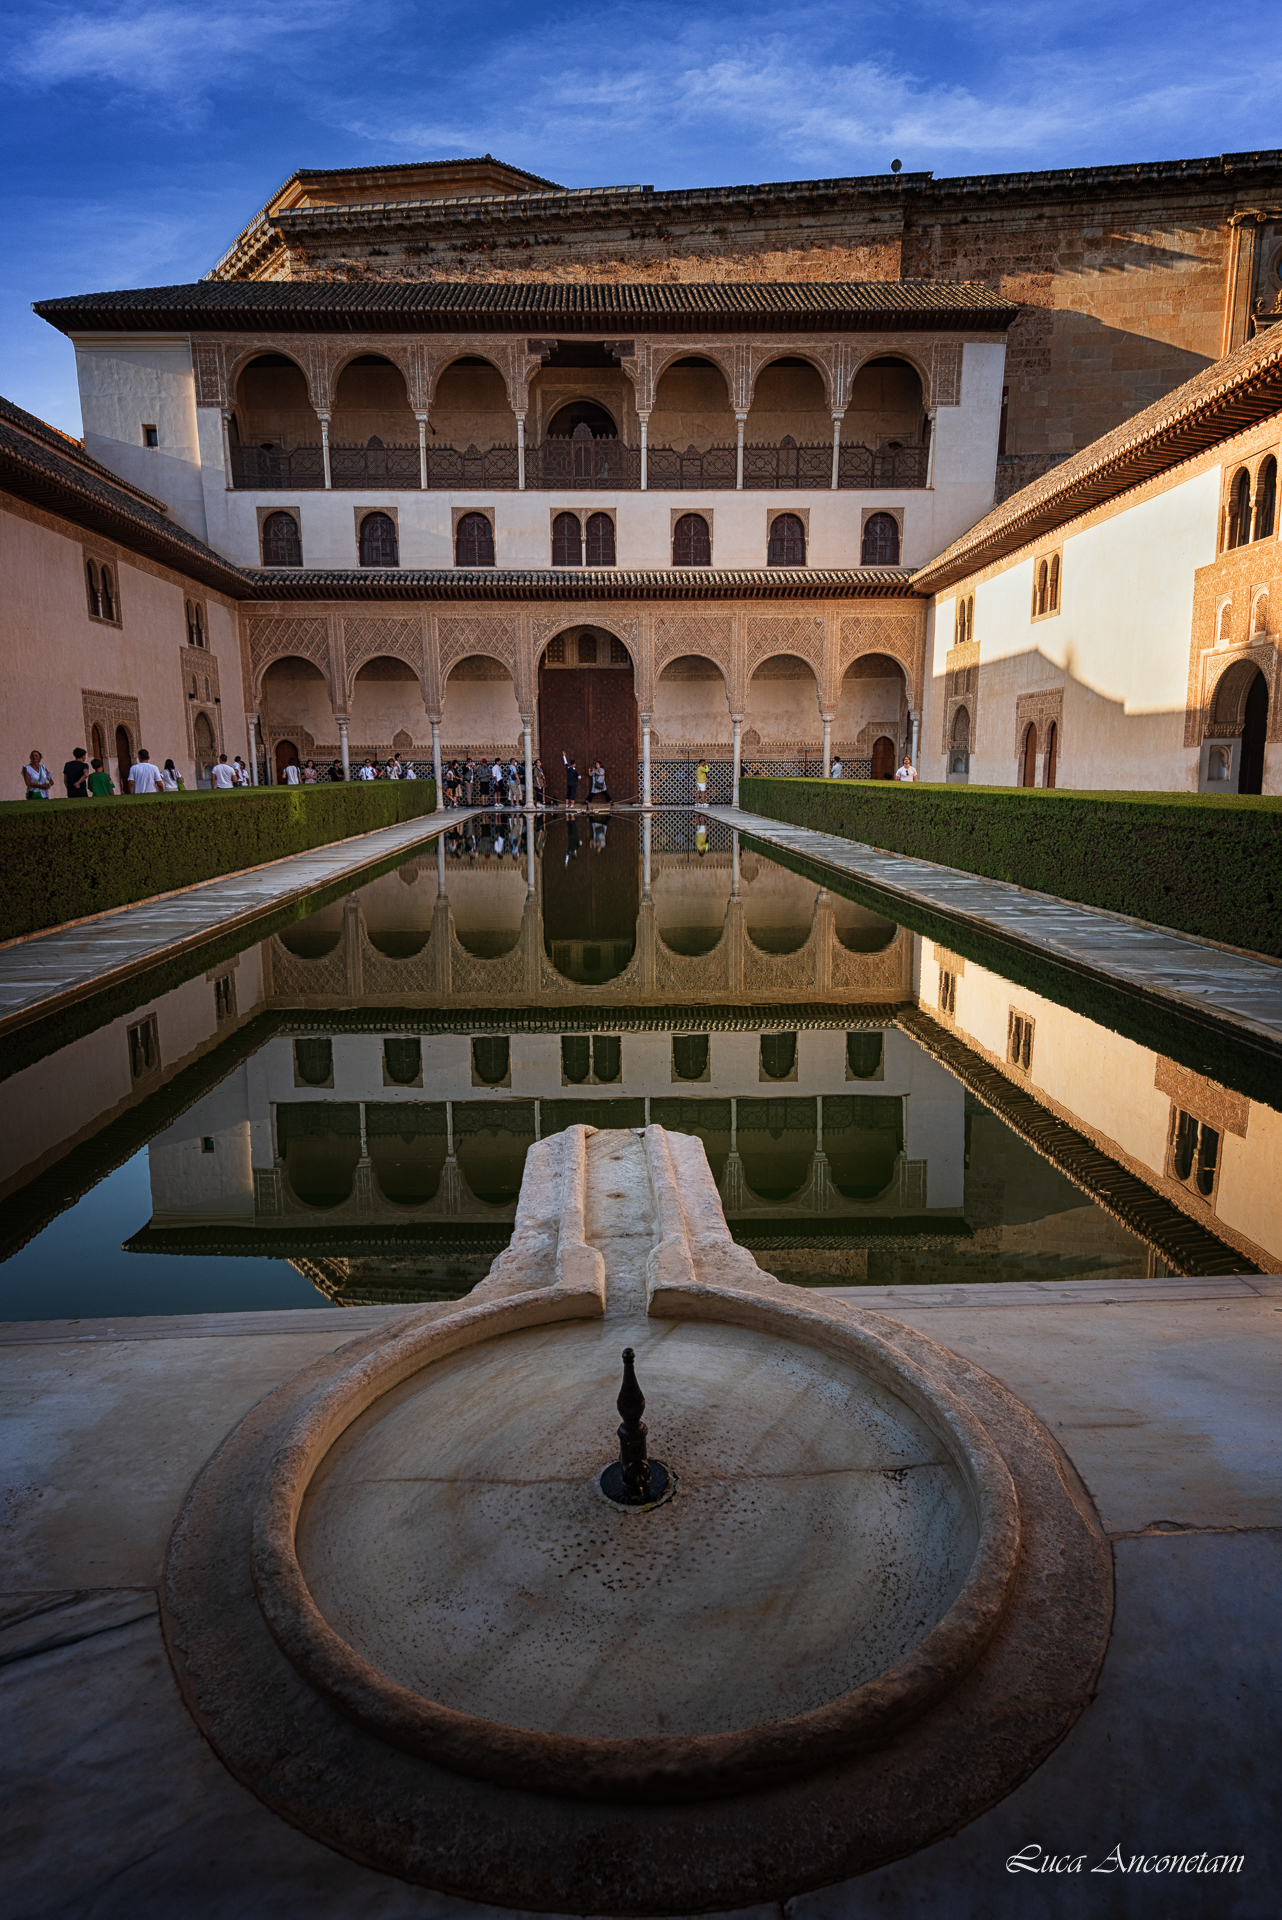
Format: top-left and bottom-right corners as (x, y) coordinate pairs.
(3, 0), (1279, 436)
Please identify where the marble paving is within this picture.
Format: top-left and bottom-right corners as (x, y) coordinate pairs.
(709, 806), (1282, 1048)
(0, 807), (476, 1036)
(2, 1272), (1278, 1917)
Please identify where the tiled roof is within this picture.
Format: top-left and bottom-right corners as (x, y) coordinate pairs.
(34, 279), (1019, 336)
(912, 326), (1282, 592)
(0, 406), (247, 594)
(0, 395), (170, 514)
(243, 567), (920, 602)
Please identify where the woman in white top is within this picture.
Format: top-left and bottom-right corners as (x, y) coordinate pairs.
(22, 750), (53, 799)
(159, 759), (182, 792)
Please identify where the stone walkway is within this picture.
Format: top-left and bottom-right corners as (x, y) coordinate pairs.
(711, 805), (1282, 1047)
(0, 809), (473, 1037)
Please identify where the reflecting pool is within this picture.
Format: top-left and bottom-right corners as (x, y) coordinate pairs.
(2, 811), (1277, 1320)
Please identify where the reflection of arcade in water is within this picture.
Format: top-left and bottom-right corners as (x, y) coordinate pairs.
(266, 814), (913, 1008)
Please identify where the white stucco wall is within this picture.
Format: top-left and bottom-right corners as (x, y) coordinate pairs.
(74, 336), (210, 542)
(925, 464), (1224, 791)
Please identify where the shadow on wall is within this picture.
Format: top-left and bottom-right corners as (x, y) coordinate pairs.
(996, 310), (1213, 458)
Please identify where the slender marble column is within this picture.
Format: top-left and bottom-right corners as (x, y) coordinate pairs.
(735, 413), (748, 490)
(830, 414), (844, 490)
(415, 414), (428, 490)
(318, 413), (332, 491)
(639, 412), (650, 491)
(822, 714), (833, 777)
(925, 411), (938, 489)
(430, 715), (444, 810)
(246, 714), (259, 785)
(221, 412), (234, 490)
(911, 709), (921, 770)
(516, 416), (526, 491)
(640, 710), (652, 809)
(337, 716), (350, 780)
(522, 716), (534, 812)
(731, 713), (743, 808)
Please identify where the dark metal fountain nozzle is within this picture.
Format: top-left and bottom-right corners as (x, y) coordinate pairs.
(599, 1347), (674, 1508)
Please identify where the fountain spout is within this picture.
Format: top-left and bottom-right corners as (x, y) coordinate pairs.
(599, 1348), (674, 1508)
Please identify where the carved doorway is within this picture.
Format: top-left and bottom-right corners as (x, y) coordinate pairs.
(538, 631), (637, 802)
(1239, 671), (1268, 794)
(871, 735), (895, 779)
(115, 725), (132, 791)
(1044, 720), (1058, 789)
(1021, 723), (1038, 788)
(194, 712), (217, 785)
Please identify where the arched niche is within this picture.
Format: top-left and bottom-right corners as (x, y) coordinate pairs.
(277, 902), (343, 959)
(442, 653), (521, 760)
(654, 653), (732, 756)
(431, 356), (516, 451)
(233, 352), (322, 459)
(260, 655), (334, 756)
(745, 653), (822, 757)
(349, 656), (427, 755)
(844, 356), (927, 454)
(331, 354), (417, 449)
(650, 355), (735, 455)
(836, 652), (910, 762)
(653, 862), (733, 956)
(746, 356), (831, 444)
(356, 865), (438, 955)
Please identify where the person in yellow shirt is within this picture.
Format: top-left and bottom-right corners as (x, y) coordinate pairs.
(695, 759), (709, 804)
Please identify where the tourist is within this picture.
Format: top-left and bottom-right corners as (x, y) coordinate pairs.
(491, 758), (503, 805)
(329, 760), (345, 782)
(589, 760), (610, 805)
(21, 749), (52, 799)
(159, 758), (183, 792)
(87, 757), (114, 797)
(507, 760), (521, 808)
(63, 746), (90, 798)
(389, 753), (404, 780)
(533, 759), (545, 809)
(564, 754), (579, 808)
(894, 753), (918, 783)
(233, 756), (250, 785)
(210, 753), (236, 790)
(463, 759), (475, 806)
(829, 756), (844, 779)
(302, 760), (318, 784)
(356, 758), (376, 781)
(128, 749), (163, 795)
(695, 758), (709, 805)
(403, 759), (416, 781)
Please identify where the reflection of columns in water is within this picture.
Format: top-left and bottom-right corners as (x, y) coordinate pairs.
(342, 892), (364, 996)
(731, 830), (740, 898)
(731, 713), (743, 807)
(640, 711), (652, 809)
(533, 1098), (540, 1142)
(526, 828), (536, 896)
(446, 1100), (453, 1158)
(338, 717), (350, 780)
(437, 835), (446, 889)
(430, 716), (444, 810)
(359, 1101), (368, 1158)
(816, 1093), (823, 1153)
(720, 1095), (748, 1213)
(642, 811), (652, 901)
(439, 1096), (464, 1213)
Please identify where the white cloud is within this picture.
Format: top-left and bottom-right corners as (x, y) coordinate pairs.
(8, 0), (354, 94)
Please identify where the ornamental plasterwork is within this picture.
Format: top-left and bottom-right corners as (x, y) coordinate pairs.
(1013, 686), (1064, 756)
(746, 613), (826, 682)
(1198, 639), (1281, 742)
(179, 646), (225, 762)
(437, 613), (519, 689)
(81, 687), (140, 758)
(244, 614), (333, 701)
(341, 613), (427, 705)
(652, 612), (734, 685)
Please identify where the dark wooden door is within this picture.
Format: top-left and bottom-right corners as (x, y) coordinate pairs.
(1021, 724), (1038, 787)
(539, 665), (638, 801)
(871, 735), (895, 779)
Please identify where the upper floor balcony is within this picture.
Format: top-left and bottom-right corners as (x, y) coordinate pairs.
(224, 347), (933, 494)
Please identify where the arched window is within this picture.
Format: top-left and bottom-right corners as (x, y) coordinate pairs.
(85, 558), (102, 618)
(99, 565), (115, 621)
(551, 512), (582, 567)
(1227, 469), (1252, 549)
(261, 511), (302, 567)
(1034, 560), (1048, 617)
(951, 706), (971, 753)
(966, 596), (975, 642)
(672, 513), (711, 566)
(456, 512), (495, 568)
(1044, 720), (1058, 788)
(861, 513), (900, 565)
(359, 512), (399, 568)
(185, 599), (206, 647)
(1255, 456), (1277, 541)
(1021, 723), (1038, 788)
(1049, 553), (1061, 611)
(1218, 601), (1233, 645)
(767, 513), (806, 566)
(585, 512), (616, 567)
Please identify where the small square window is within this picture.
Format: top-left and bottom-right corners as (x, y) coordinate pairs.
(142, 425), (159, 448)
(201, 1137), (216, 1154)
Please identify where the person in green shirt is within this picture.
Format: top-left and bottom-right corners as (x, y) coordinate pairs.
(87, 757), (115, 797)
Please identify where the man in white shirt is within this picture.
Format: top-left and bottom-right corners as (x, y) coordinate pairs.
(829, 757), (843, 779)
(282, 759), (301, 786)
(211, 754), (237, 790)
(894, 753), (918, 782)
(356, 759), (377, 782)
(128, 750), (163, 795)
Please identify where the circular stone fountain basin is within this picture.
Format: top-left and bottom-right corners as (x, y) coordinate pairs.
(296, 1317), (980, 1740)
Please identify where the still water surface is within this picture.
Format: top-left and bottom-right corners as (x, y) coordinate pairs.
(2, 812), (1275, 1320)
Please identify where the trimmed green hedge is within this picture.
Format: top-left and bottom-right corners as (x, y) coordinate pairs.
(0, 782), (437, 942)
(739, 779), (1282, 958)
